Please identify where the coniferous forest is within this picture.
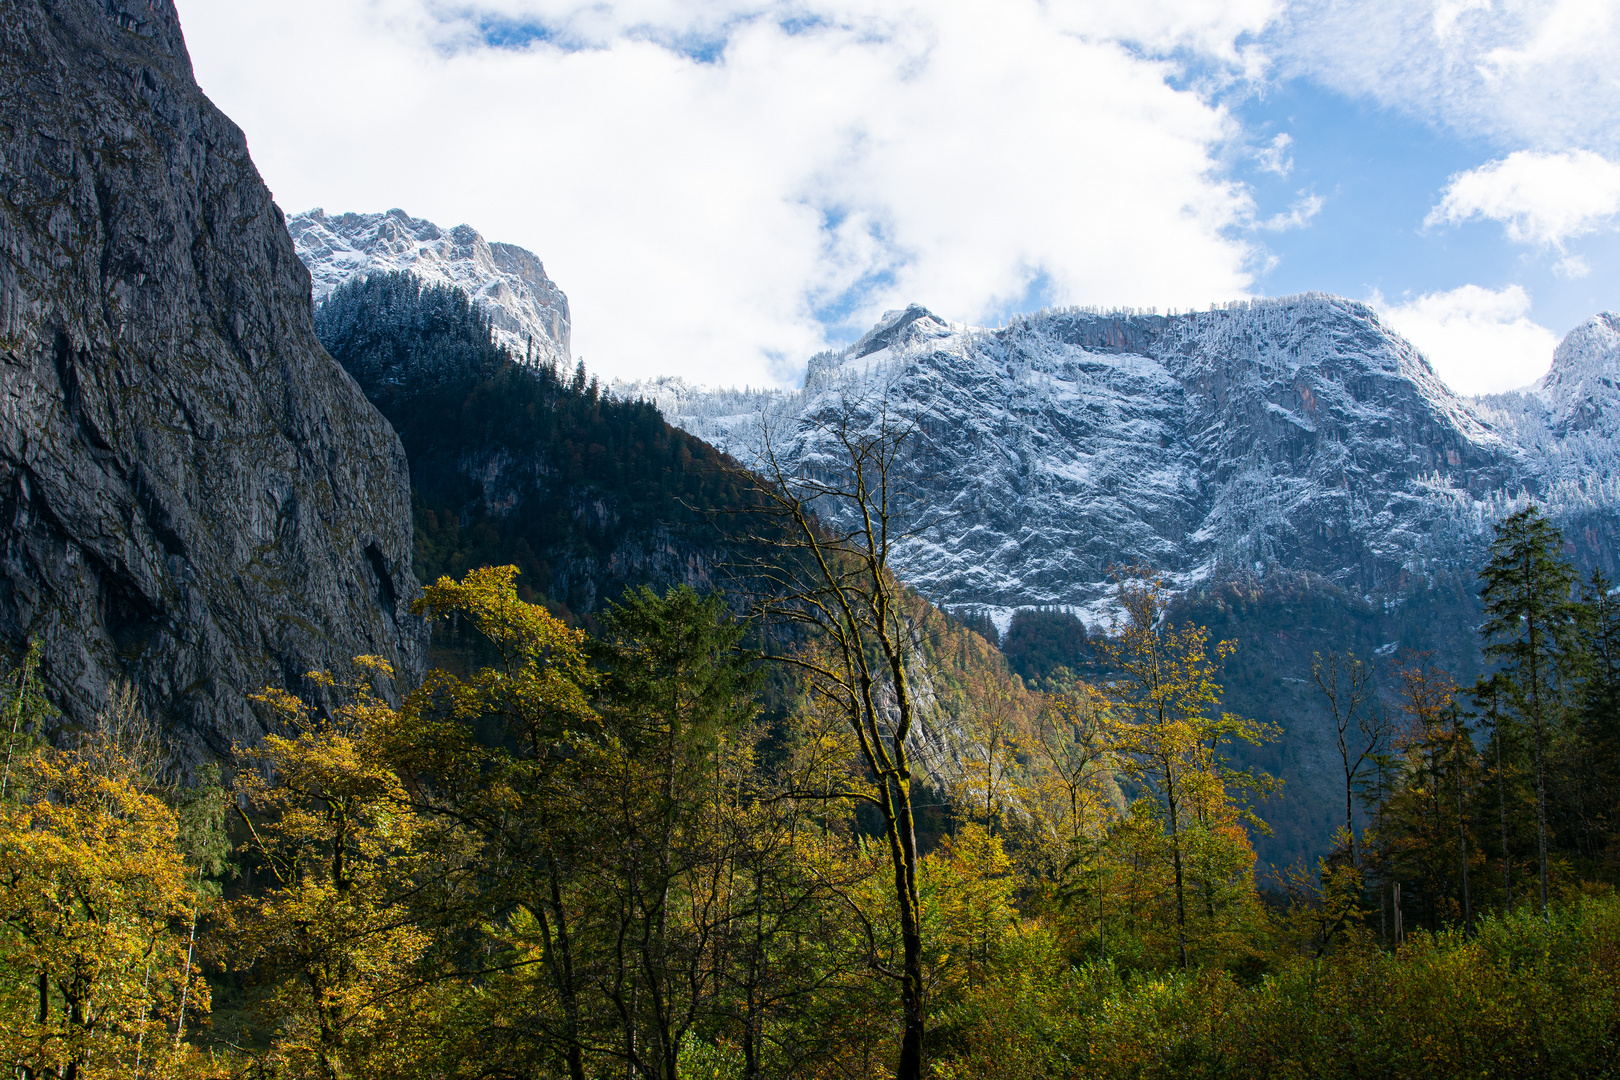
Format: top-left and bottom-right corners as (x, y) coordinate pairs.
(4, 279), (1620, 1080)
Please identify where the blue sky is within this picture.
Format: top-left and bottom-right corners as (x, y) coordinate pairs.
(176, 0), (1620, 392)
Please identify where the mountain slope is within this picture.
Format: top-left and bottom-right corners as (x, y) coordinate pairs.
(633, 296), (1535, 625)
(0, 0), (424, 761)
(313, 272), (770, 622)
(290, 208), (572, 367)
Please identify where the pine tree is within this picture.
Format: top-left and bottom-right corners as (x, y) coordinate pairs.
(1478, 505), (1578, 915)
(1570, 570), (1620, 872)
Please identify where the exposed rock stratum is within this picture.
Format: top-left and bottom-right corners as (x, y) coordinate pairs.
(0, 0), (425, 762)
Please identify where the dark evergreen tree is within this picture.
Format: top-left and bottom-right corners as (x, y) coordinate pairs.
(1568, 570), (1620, 873)
(314, 272), (772, 621)
(1478, 505), (1578, 914)
(1001, 607), (1090, 684)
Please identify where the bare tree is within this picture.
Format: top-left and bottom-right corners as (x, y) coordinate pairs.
(954, 671), (1025, 829)
(1312, 651), (1389, 864)
(735, 387), (932, 1080)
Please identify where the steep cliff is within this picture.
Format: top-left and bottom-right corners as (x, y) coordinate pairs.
(0, 0), (425, 762)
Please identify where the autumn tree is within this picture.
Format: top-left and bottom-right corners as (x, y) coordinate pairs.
(231, 659), (448, 1080)
(0, 683), (216, 1080)
(404, 565), (600, 1080)
(739, 389), (934, 1079)
(950, 668), (1027, 830)
(1100, 572), (1274, 970)
(1030, 683), (1115, 847)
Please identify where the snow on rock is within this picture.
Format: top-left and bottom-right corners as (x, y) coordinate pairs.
(620, 295), (1595, 620)
(288, 208), (571, 366)
(1468, 313), (1620, 567)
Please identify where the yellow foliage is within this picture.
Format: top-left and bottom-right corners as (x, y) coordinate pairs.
(233, 664), (442, 1079)
(0, 742), (216, 1079)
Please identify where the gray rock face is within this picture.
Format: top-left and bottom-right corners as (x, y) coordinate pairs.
(634, 295), (1541, 627)
(288, 208), (572, 367)
(0, 0), (426, 762)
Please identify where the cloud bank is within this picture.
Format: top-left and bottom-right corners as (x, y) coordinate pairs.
(1273, 0), (1620, 153)
(175, 0), (1612, 392)
(1374, 284), (1560, 395)
(178, 0), (1275, 385)
(1427, 150), (1620, 249)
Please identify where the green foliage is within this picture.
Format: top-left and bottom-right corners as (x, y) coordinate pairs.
(18, 496), (1620, 1079)
(934, 894), (1620, 1080)
(999, 607), (1090, 685)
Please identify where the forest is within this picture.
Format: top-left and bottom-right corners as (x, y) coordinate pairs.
(3, 279), (1619, 1079)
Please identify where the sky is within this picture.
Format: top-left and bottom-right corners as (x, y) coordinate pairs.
(173, 0), (1620, 393)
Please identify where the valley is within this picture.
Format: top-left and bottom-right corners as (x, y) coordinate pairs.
(3, 3), (1619, 1077)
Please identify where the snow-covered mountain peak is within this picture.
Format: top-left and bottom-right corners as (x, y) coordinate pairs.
(850, 304), (952, 359)
(1535, 313), (1620, 433)
(288, 208), (571, 366)
(1547, 312), (1620, 378)
(630, 292), (1545, 621)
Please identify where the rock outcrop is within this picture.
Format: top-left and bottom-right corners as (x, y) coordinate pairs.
(0, 0), (425, 763)
(289, 208), (572, 367)
(633, 295), (1538, 626)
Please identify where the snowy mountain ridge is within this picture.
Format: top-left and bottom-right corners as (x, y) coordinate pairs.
(285, 208), (1620, 631)
(288, 208), (572, 367)
(620, 297), (1620, 631)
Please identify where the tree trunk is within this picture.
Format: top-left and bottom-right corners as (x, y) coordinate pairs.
(543, 865), (588, 1080)
(1533, 708), (1549, 917)
(1455, 749), (1472, 931)
(1496, 723), (1511, 908)
(887, 775), (926, 1080)
(1166, 766), (1188, 970)
(1528, 583), (1550, 917)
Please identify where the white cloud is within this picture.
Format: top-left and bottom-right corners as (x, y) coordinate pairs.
(1554, 254), (1592, 279)
(1273, 0), (1620, 153)
(175, 0), (1268, 386)
(1373, 283), (1560, 394)
(1258, 192), (1321, 231)
(1427, 150), (1620, 246)
(1256, 132), (1294, 176)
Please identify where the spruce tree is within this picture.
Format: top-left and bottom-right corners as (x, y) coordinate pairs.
(1572, 570), (1620, 868)
(1478, 505), (1577, 915)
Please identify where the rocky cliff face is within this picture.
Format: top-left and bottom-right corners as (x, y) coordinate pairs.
(289, 209), (572, 367)
(634, 295), (1540, 628)
(0, 0), (425, 763)
(1468, 312), (1620, 578)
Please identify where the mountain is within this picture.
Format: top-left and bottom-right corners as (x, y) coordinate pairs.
(0, 0), (424, 763)
(311, 270), (1051, 856)
(288, 202), (1620, 866)
(629, 296), (1553, 627)
(312, 272), (773, 623)
(289, 208), (572, 367)
(624, 297), (1620, 867)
